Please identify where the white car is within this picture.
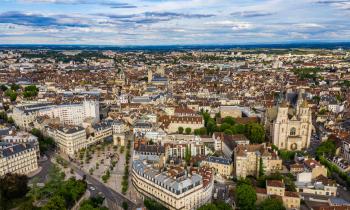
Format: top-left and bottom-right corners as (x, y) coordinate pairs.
(89, 186), (96, 191)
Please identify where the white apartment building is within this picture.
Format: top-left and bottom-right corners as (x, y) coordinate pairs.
(47, 126), (86, 156)
(12, 100), (99, 130)
(0, 142), (38, 176)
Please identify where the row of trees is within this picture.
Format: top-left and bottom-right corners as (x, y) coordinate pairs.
(177, 127), (192, 135)
(122, 138), (132, 194)
(319, 156), (350, 186)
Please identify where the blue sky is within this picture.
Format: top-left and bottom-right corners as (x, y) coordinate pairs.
(0, 0), (350, 45)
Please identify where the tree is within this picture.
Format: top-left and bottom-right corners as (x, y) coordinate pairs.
(178, 127), (184, 134)
(231, 124), (246, 134)
(201, 111), (211, 127)
(235, 183), (257, 210)
(214, 200), (233, 210)
(224, 129), (233, 135)
(257, 198), (286, 210)
(18, 198), (37, 210)
(0, 173), (29, 199)
(10, 83), (20, 91)
(185, 127), (191, 135)
(42, 195), (66, 210)
(144, 198), (168, 210)
(0, 173), (28, 209)
(206, 119), (217, 135)
(223, 116), (235, 125)
(79, 196), (107, 210)
(220, 123), (231, 132)
(5, 89), (17, 101)
(246, 123), (265, 143)
(316, 139), (336, 158)
(122, 201), (128, 210)
(194, 127), (207, 136)
(197, 203), (218, 210)
(259, 158), (265, 177)
(0, 84), (7, 91)
(185, 146), (191, 165)
(23, 85), (39, 98)
(27, 177), (40, 202)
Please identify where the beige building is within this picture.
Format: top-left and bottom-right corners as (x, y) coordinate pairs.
(47, 126), (86, 156)
(271, 99), (312, 151)
(160, 116), (204, 134)
(234, 144), (282, 178)
(219, 106), (242, 118)
(0, 142), (38, 176)
(256, 180), (300, 209)
(304, 158), (328, 179)
(132, 158), (213, 210)
(295, 173), (337, 197)
(201, 156), (233, 178)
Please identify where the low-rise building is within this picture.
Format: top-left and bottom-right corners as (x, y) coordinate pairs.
(295, 174), (337, 197)
(256, 180), (301, 209)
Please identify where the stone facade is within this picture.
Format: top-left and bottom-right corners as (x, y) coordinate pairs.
(271, 100), (312, 151)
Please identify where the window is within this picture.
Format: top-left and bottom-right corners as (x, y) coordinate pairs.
(290, 127), (296, 136)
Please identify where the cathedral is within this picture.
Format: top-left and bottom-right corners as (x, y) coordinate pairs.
(269, 94), (313, 151)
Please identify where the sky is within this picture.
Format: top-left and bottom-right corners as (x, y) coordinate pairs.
(0, 0), (350, 45)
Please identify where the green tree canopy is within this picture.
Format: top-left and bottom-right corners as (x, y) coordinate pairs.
(42, 195), (66, 210)
(246, 123), (265, 143)
(10, 83), (20, 91)
(222, 116), (235, 125)
(144, 198), (168, 210)
(316, 139), (336, 158)
(23, 85), (39, 98)
(235, 183), (257, 210)
(185, 127), (192, 135)
(0, 84), (7, 92)
(257, 198), (286, 210)
(178, 127), (184, 134)
(5, 89), (17, 101)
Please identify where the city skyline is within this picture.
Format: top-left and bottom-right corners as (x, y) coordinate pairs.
(1, 0), (350, 45)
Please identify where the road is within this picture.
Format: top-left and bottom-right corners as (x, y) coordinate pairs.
(30, 152), (54, 184)
(58, 154), (137, 210)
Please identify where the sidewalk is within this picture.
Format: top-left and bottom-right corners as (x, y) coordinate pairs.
(27, 166), (42, 178)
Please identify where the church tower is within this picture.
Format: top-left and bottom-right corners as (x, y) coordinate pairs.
(273, 101), (289, 149)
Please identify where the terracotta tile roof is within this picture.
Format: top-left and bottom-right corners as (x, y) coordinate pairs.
(267, 180), (284, 188)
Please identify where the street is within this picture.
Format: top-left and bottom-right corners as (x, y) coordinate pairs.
(58, 154), (137, 210)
